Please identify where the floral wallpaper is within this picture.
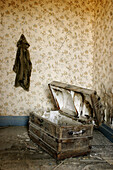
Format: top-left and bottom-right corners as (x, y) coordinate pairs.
(0, 0), (112, 116)
(93, 0), (113, 111)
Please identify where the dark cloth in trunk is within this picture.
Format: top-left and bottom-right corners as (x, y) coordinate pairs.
(13, 34), (32, 91)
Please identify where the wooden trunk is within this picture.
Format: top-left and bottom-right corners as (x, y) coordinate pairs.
(29, 81), (99, 160)
(29, 113), (93, 160)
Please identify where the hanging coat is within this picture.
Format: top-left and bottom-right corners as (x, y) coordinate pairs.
(13, 34), (32, 91)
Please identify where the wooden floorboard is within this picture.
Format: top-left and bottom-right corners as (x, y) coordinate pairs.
(0, 126), (113, 170)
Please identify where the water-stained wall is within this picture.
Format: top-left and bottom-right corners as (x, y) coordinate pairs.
(0, 0), (94, 116)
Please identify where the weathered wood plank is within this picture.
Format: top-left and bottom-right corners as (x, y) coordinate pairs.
(57, 147), (91, 160)
(30, 113), (60, 138)
(29, 131), (58, 159)
(29, 123), (92, 155)
(49, 81), (95, 95)
(61, 124), (93, 138)
(29, 130), (91, 160)
(29, 126), (58, 151)
(102, 157), (113, 165)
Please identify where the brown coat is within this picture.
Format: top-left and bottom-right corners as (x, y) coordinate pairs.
(13, 34), (32, 91)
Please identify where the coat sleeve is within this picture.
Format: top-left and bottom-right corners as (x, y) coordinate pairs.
(13, 48), (20, 73)
(26, 50), (32, 76)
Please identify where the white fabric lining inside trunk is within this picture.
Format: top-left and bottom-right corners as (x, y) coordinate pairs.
(50, 85), (92, 119)
(42, 110), (82, 126)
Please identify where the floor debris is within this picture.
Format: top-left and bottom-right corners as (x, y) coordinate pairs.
(102, 157), (113, 165)
(53, 159), (66, 170)
(0, 126), (113, 170)
(90, 154), (102, 160)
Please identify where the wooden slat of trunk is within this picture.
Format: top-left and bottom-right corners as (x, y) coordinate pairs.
(29, 131), (91, 160)
(29, 131), (58, 159)
(29, 123), (92, 153)
(30, 113), (60, 138)
(29, 125), (58, 151)
(91, 94), (102, 126)
(49, 81), (95, 95)
(57, 147), (91, 160)
(61, 138), (91, 151)
(29, 120), (93, 142)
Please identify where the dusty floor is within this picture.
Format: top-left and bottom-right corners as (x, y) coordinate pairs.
(0, 126), (113, 170)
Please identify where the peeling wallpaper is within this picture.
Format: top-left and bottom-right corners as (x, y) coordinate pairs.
(0, 0), (112, 116)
